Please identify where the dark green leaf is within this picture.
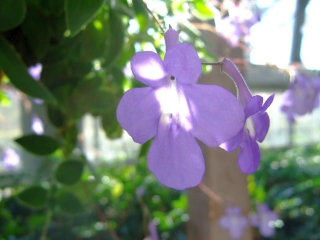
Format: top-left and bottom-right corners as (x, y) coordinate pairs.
(132, 0), (150, 32)
(67, 8), (109, 62)
(15, 134), (60, 155)
(104, 10), (125, 69)
(55, 160), (84, 185)
(0, 36), (56, 102)
(47, 105), (66, 128)
(65, 0), (106, 37)
(0, 0), (26, 31)
(22, 7), (49, 60)
(17, 186), (47, 209)
(57, 192), (85, 215)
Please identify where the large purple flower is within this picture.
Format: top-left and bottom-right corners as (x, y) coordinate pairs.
(117, 30), (245, 190)
(220, 58), (274, 174)
(251, 204), (279, 238)
(281, 73), (320, 122)
(219, 206), (248, 240)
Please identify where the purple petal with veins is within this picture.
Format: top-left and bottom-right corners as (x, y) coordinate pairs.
(117, 30), (245, 189)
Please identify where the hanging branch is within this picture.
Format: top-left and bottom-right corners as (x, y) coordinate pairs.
(139, 0), (165, 33)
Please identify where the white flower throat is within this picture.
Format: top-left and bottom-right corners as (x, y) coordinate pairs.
(156, 76), (192, 131)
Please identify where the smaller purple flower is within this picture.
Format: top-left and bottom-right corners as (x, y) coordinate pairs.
(28, 63), (42, 81)
(220, 58), (275, 174)
(144, 221), (159, 240)
(250, 204), (279, 238)
(1, 148), (20, 170)
(31, 115), (44, 135)
(281, 74), (320, 122)
(216, 2), (259, 47)
(219, 206), (248, 240)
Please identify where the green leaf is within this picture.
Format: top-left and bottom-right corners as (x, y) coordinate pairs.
(17, 186), (47, 209)
(0, 0), (26, 31)
(21, 7), (49, 61)
(104, 10), (125, 69)
(57, 192), (85, 215)
(65, 0), (106, 37)
(55, 160), (84, 185)
(192, 1), (214, 20)
(0, 37), (56, 102)
(132, 0), (150, 32)
(67, 8), (109, 62)
(15, 134), (60, 155)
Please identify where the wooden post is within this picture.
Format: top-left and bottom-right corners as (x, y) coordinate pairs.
(187, 26), (253, 240)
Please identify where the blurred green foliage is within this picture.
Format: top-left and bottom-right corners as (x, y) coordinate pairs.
(0, 0), (215, 238)
(250, 144), (320, 240)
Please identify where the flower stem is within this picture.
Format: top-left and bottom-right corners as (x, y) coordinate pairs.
(40, 208), (52, 240)
(198, 181), (222, 203)
(139, 0), (165, 33)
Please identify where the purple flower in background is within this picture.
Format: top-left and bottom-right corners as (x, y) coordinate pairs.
(1, 148), (20, 170)
(216, 2), (259, 47)
(32, 115), (44, 135)
(219, 206), (248, 239)
(28, 63), (42, 81)
(117, 29), (245, 190)
(281, 73), (320, 122)
(251, 204), (279, 238)
(144, 221), (159, 240)
(220, 58), (274, 174)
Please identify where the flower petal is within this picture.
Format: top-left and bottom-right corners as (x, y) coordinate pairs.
(116, 87), (160, 144)
(148, 121), (205, 190)
(164, 43), (201, 84)
(164, 29), (179, 50)
(261, 93), (275, 112)
(238, 135), (260, 174)
(183, 84), (245, 147)
(131, 51), (167, 87)
(220, 128), (245, 152)
(252, 112), (270, 142)
(221, 58), (252, 107)
(244, 95), (263, 117)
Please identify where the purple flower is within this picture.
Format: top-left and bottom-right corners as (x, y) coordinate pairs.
(220, 58), (274, 174)
(1, 148), (20, 170)
(281, 74), (320, 122)
(216, 3), (259, 47)
(144, 221), (159, 240)
(31, 115), (44, 135)
(116, 30), (245, 190)
(251, 204), (279, 238)
(28, 63), (42, 81)
(219, 206), (248, 240)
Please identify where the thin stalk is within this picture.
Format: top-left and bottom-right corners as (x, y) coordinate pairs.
(139, 0), (165, 33)
(40, 208), (52, 240)
(198, 181), (222, 203)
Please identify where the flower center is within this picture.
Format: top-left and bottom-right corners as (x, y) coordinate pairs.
(245, 117), (255, 138)
(155, 80), (192, 131)
(170, 75), (175, 80)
